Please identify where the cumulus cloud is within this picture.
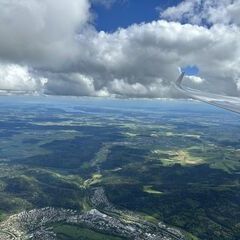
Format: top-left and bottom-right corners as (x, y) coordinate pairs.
(44, 72), (109, 97)
(109, 78), (170, 98)
(0, 0), (239, 98)
(72, 21), (240, 97)
(0, 63), (47, 92)
(0, 0), (90, 69)
(189, 76), (204, 84)
(161, 0), (240, 26)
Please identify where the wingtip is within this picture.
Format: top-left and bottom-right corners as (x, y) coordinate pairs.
(175, 72), (185, 87)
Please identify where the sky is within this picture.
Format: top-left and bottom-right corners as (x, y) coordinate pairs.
(0, 0), (239, 98)
(91, 0), (182, 32)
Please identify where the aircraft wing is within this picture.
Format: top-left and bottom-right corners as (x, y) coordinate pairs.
(174, 73), (240, 114)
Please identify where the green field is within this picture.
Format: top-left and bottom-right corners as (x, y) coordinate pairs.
(0, 98), (239, 239)
(53, 224), (124, 240)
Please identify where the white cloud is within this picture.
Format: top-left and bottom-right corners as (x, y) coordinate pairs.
(109, 78), (169, 98)
(0, 63), (47, 92)
(0, 0), (90, 69)
(0, 0), (239, 98)
(71, 20), (240, 97)
(161, 0), (240, 26)
(187, 76), (205, 84)
(44, 73), (109, 97)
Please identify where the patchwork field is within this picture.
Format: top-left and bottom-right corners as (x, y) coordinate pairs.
(0, 96), (239, 240)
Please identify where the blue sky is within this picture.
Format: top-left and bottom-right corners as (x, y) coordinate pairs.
(91, 0), (182, 32)
(91, 0), (197, 76)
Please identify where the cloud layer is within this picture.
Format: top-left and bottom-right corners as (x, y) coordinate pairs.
(0, 0), (239, 98)
(0, 0), (90, 68)
(0, 64), (46, 92)
(161, 0), (240, 26)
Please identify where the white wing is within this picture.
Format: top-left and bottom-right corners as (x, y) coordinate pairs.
(174, 73), (240, 114)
